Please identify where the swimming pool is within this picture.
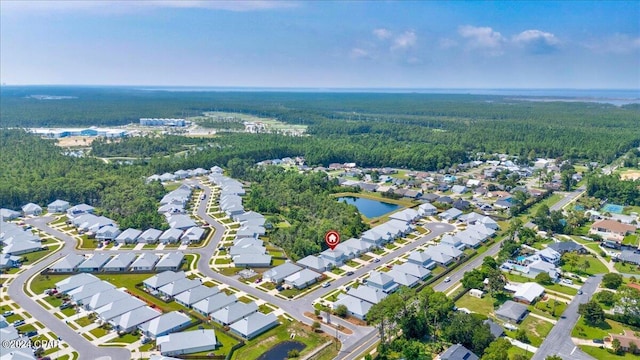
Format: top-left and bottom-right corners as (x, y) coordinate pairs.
(601, 203), (624, 214)
(516, 255), (527, 262)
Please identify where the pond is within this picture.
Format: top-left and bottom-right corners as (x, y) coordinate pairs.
(337, 196), (401, 218)
(256, 341), (306, 360)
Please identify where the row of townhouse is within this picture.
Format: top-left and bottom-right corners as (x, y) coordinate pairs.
(49, 252), (184, 273)
(147, 167), (209, 183)
(0, 221), (43, 259)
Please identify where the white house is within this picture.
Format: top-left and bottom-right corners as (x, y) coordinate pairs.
(22, 203), (42, 216)
(47, 199), (70, 213)
(157, 329), (217, 356)
(228, 312), (278, 339)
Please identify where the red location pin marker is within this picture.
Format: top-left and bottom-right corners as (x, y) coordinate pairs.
(325, 230), (340, 250)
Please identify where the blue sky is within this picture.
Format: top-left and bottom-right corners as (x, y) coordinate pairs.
(1, 1), (639, 88)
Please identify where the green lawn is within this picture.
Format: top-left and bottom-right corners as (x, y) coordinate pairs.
(622, 234), (638, 247)
(580, 346), (639, 359)
(331, 268), (345, 275)
(507, 346), (533, 359)
(75, 316), (95, 327)
(44, 295), (63, 307)
(30, 274), (69, 295)
(107, 332), (140, 344)
(90, 327), (110, 338)
(615, 262), (640, 275)
(533, 299), (567, 318)
(560, 254), (609, 276)
(572, 318), (632, 339)
(345, 260), (359, 268)
(455, 293), (495, 315)
(95, 274), (185, 313)
(518, 315), (553, 347)
(61, 307), (77, 317)
(21, 246), (60, 264)
(360, 254), (373, 261)
(545, 282), (578, 296)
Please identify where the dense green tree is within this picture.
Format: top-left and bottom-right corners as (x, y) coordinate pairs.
(578, 300), (605, 324)
(594, 290), (616, 306)
(535, 272), (553, 285)
(442, 312), (494, 356)
(462, 269), (486, 290)
(480, 338), (512, 360)
(603, 273), (623, 289)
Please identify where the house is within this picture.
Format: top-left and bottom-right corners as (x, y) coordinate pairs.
(386, 269), (420, 287)
(211, 302), (258, 326)
(233, 254), (272, 267)
(159, 228), (183, 244)
(394, 262), (431, 280)
(51, 253), (86, 273)
(366, 271), (399, 294)
(66, 204), (95, 218)
(548, 240), (585, 254)
(157, 329), (217, 356)
(143, 271), (186, 292)
(424, 245), (462, 266)
(495, 301), (529, 323)
(193, 293), (238, 316)
(0, 208), (21, 220)
(68, 280), (116, 304)
(84, 288), (130, 311)
(115, 228), (142, 245)
(102, 253), (137, 272)
(407, 251), (436, 269)
(138, 228), (162, 244)
(297, 255), (330, 273)
(229, 312), (279, 339)
(347, 285), (388, 304)
(284, 268), (321, 290)
(609, 330), (640, 354)
(156, 252), (184, 272)
(1, 239), (42, 256)
(439, 208), (463, 221)
(451, 185), (467, 194)
(319, 248), (347, 267)
(469, 289), (484, 299)
(389, 208), (420, 222)
(423, 193), (440, 202)
(453, 199), (471, 211)
(229, 243), (267, 256)
(590, 219), (636, 244)
(440, 234), (465, 250)
(619, 250), (640, 266)
(55, 273), (100, 293)
(180, 227), (205, 244)
(0, 254), (21, 269)
(47, 199), (70, 213)
(110, 306), (162, 333)
(418, 203), (438, 216)
(263, 262), (302, 284)
(537, 247), (561, 264)
(437, 344), (479, 360)
(332, 294), (373, 320)
(95, 225), (121, 241)
(77, 253), (112, 272)
(512, 282), (545, 304)
(167, 215), (197, 230)
(139, 311), (192, 339)
(484, 319), (504, 338)
(157, 278), (201, 299)
(95, 296), (146, 322)
(130, 253), (160, 271)
(174, 285), (220, 308)
(525, 259), (561, 280)
(21, 203), (42, 216)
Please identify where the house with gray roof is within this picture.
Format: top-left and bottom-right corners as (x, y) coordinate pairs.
(0, 208), (21, 221)
(157, 329), (217, 356)
(483, 319), (504, 338)
(180, 227), (205, 244)
(0, 254), (21, 269)
(102, 253), (137, 272)
(389, 208), (420, 222)
(138, 228), (162, 244)
(55, 273), (100, 293)
(139, 311), (192, 339)
(115, 228), (142, 244)
(297, 255), (330, 273)
(47, 199), (70, 213)
(233, 254), (271, 267)
(418, 202), (438, 216)
(233, 237), (263, 247)
(66, 203), (94, 218)
(440, 234), (465, 250)
(229, 243), (266, 256)
(284, 268), (321, 289)
(167, 215), (197, 230)
(394, 262), (431, 280)
(495, 300), (529, 323)
(95, 296), (146, 322)
(2, 239), (42, 255)
(548, 240), (585, 254)
(439, 208), (463, 221)
(174, 285), (220, 308)
(319, 248), (347, 266)
(143, 271), (186, 291)
(96, 225), (121, 241)
(439, 344), (479, 360)
(193, 293), (238, 316)
(407, 250), (436, 269)
(332, 294), (373, 320)
(263, 262), (302, 284)
(84, 288), (130, 311)
(156, 252), (184, 272)
(159, 228), (183, 244)
(51, 253), (86, 273)
(386, 269), (420, 287)
(21, 203), (42, 216)
(158, 278), (201, 299)
(366, 271), (399, 293)
(77, 253), (112, 272)
(229, 312), (279, 339)
(340, 238), (372, 255)
(69, 281), (115, 304)
(110, 306), (161, 333)
(131, 253), (160, 271)
(619, 250), (640, 266)
(211, 301), (259, 326)
(347, 285), (388, 304)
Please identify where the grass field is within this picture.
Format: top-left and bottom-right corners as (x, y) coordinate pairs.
(580, 346), (639, 359)
(518, 315), (553, 347)
(615, 262), (640, 275)
(455, 293), (495, 315)
(572, 318), (633, 339)
(560, 254), (609, 276)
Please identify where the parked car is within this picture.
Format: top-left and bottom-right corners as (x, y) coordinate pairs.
(2, 311), (14, 317)
(141, 337), (151, 344)
(373, 258), (381, 263)
(562, 279), (573, 285)
(59, 302), (73, 310)
(444, 277), (451, 283)
(593, 339), (604, 344)
(25, 330), (38, 337)
(13, 319), (25, 327)
(577, 290), (583, 295)
(346, 271), (354, 276)
(322, 282), (331, 288)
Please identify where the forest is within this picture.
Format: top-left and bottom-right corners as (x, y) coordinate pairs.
(586, 174), (640, 206)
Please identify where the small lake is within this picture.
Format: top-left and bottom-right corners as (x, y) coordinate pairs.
(256, 341), (305, 360)
(338, 196), (401, 218)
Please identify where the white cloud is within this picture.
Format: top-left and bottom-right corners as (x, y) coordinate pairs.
(392, 30), (417, 50)
(458, 25), (505, 55)
(349, 48), (370, 59)
(373, 28), (392, 40)
(584, 33), (640, 54)
(512, 30), (560, 54)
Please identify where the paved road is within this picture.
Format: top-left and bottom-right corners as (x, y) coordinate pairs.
(550, 186), (586, 212)
(532, 274), (602, 360)
(11, 217), (130, 360)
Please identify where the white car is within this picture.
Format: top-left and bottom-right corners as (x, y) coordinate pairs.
(444, 277), (451, 283)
